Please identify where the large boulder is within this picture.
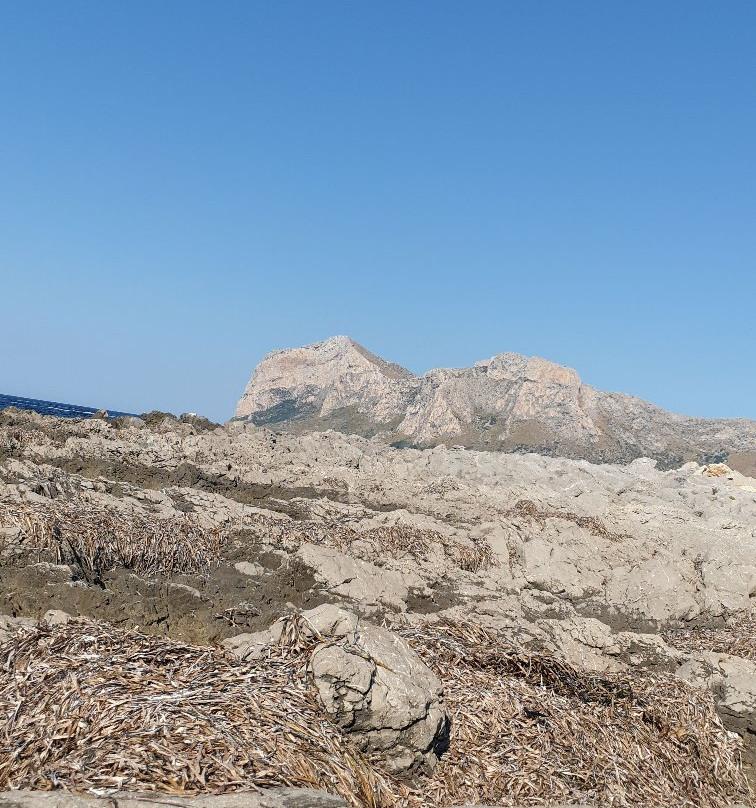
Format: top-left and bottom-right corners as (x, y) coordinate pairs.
(225, 605), (449, 778)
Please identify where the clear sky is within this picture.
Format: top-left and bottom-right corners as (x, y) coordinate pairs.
(2, 1), (754, 422)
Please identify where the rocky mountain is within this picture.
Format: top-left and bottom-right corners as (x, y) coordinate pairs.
(234, 335), (756, 473)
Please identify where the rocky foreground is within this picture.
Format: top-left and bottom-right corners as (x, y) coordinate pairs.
(0, 406), (755, 806)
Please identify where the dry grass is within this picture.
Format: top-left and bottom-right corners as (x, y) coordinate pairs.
(399, 619), (753, 808)
(504, 499), (629, 542)
(663, 612), (756, 661)
(0, 619), (394, 807)
(242, 512), (496, 573)
(0, 617), (751, 808)
(0, 500), (224, 580)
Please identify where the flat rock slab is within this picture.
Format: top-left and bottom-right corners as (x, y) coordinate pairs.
(0, 789), (348, 808)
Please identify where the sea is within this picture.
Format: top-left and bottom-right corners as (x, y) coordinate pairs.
(0, 393), (136, 419)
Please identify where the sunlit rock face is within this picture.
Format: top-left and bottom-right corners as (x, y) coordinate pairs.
(234, 336), (419, 432)
(233, 336), (756, 472)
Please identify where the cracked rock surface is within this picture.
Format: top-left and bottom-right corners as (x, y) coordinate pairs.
(226, 605), (449, 778)
(1, 406), (756, 783)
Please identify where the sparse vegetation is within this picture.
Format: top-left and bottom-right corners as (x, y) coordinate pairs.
(0, 500), (224, 579)
(664, 613), (756, 661)
(242, 511), (498, 573)
(504, 498), (630, 541)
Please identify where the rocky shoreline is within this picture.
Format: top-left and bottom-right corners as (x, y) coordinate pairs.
(0, 405), (754, 806)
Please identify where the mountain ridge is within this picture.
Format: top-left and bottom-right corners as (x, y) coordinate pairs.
(234, 336), (756, 474)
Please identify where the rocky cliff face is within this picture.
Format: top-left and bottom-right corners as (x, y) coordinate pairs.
(234, 336), (756, 473)
(234, 336), (417, 432)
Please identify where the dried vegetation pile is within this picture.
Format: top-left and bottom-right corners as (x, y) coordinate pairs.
(0, 617), (751, 808)
(0, 620), (393, 807)
(243, 512), (496, 572)
(0, 500), (223, 579)
(663, 613), (756, 661)
(400, 619), (753, 808)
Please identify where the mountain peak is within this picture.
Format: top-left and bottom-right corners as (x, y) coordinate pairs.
(233, 338), (756, 473)
(234, 337), (417, 426)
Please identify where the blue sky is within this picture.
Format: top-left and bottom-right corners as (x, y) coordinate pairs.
(2, 1), (754, 421)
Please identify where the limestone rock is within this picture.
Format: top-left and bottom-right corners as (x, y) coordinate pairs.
(536, 617), (622, 671)
(308, 606), (448, 777)
(233, 336), (756, 471)
(234, 336), (418, 428)
(295, 543), (424, 613)
(0, 789), (348, 807)
(226, 605), (449, 778)
(5, 405), (756, 634)
(677, 651), (756, 769)
(235, 560), (265, 576)
(536, 617), (682, 672)
(604, 560), (702, 623)
(43, 609), (71, 626)
(0, 614), (36, 642)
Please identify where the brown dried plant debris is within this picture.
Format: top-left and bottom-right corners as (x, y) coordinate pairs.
(0, 500), (224, 579)
(240, 512), (496, 573)
(663, 612), (756, 661)
(504, 498), (630, 542)
(397, 619), (753, 808)
(0, 619), (395, 808)
(0, 617), (751, 808)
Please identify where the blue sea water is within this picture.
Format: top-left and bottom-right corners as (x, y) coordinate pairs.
(0, 393), (136, 419)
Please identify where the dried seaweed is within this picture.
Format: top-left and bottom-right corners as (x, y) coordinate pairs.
(241, 512), (496, 573)
(0, 620), (394, 807)
(1, 617), (750, 808)
(504, 499), (629, 542)
(398, 619), (753, 808)
(663, 613), (756, 661)
(0, 500), (224, 578)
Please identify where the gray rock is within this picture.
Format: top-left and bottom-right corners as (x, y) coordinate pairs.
(43, 609), (71, 626)
(308, 605), (449, 777)
(0, 614), (36, 642)
(234, 336), (418, 429)
(111, 415), (147, 430)
(234, 560), (265, 576)
(226, 605), (449, 778)
(536, 617), (682, 672)
(0, 789), (347, 807)
(295, 543), (423, 613)
(677, 652), (756, 768)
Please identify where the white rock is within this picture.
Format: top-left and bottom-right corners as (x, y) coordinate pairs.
(235, 560), (265, 576)
(0, 789), (348, 807)
(305, 606), (448, 777)
(677, 651), (756, 767)
(226, 605), (449, 778)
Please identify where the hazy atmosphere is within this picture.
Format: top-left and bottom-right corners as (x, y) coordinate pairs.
(2, 1), (754, 421)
